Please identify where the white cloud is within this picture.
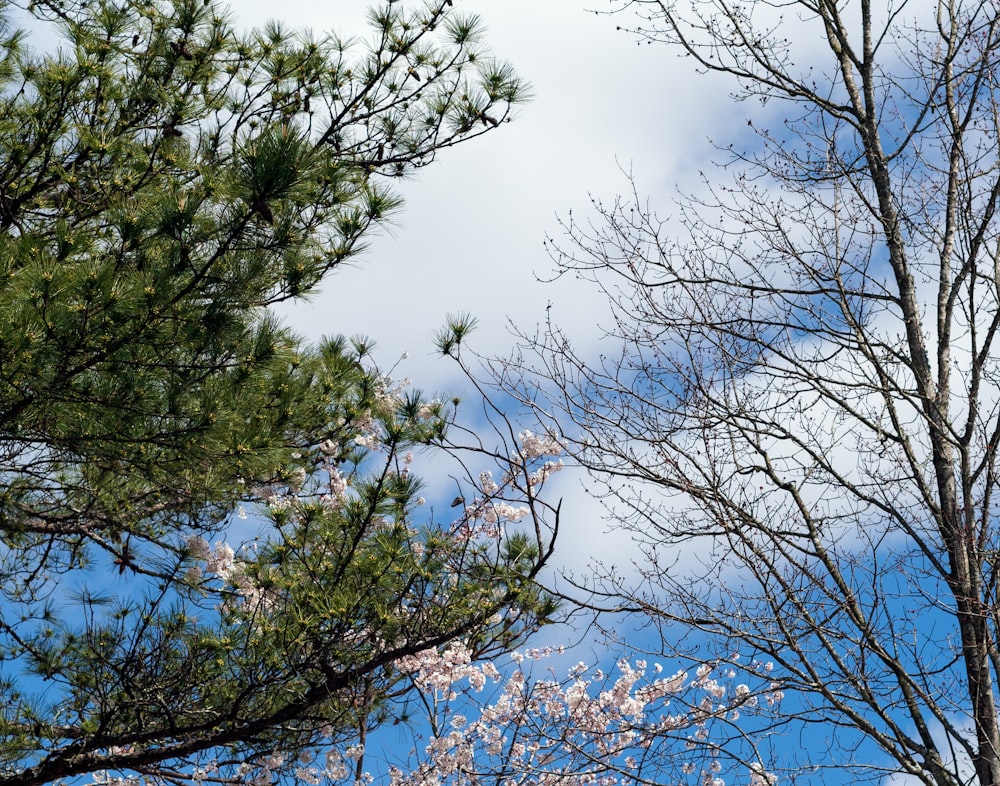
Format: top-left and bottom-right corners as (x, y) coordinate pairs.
(241, 0), (732, 369)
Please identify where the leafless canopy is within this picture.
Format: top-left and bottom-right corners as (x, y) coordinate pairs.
(500, 1), (1000, 784)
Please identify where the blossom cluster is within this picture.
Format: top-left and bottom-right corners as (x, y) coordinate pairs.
(186, 536), (278, 617)
(517, 429), (563, 460)
(158, 375), (780, 786)
(396, 641), (503, 699)
(184, 639), (779, 786)
(458, 431), (564, 535)
(384, 644), (780, 786)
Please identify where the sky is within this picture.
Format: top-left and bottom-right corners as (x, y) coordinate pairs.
(241, 0), (732, 371)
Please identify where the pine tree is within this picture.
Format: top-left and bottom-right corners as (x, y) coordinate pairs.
(0, 2), (556, 784)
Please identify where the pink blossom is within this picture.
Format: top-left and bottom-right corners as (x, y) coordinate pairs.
(185, 535), (211, 560)
(328, 468), (348, 500)
(205, 542), (235, 576)
(517, 430), (563, 459)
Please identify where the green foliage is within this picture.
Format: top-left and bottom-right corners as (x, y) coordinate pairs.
(435, 312), (478, 356)
(0, 2), (549, 785)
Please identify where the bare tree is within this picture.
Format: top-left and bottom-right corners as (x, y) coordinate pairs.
(496, 1), (1000, 784)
